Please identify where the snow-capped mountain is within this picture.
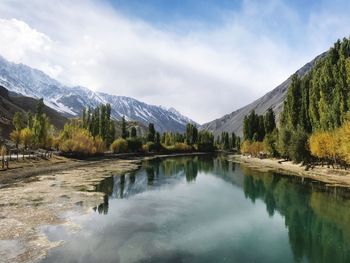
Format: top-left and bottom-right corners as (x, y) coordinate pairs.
(0, 56), (197, 132)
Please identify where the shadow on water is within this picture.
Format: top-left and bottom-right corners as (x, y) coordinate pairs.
(43, 155), (350, 263)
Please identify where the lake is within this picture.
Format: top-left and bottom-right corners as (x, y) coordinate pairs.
(41, 155), (350, 263)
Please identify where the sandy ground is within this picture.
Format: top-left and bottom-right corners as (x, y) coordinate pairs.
(0, 158), (140, 263)
(233, 155), (350, 188)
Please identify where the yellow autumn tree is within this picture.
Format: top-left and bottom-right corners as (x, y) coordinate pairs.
(20, 128), (34, 149)
(309, 130), (341, 163)
(337, 121), (350, 164)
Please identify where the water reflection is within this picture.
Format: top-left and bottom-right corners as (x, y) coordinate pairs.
(242, 168), (350, 263)
(43, 156), (350, 263)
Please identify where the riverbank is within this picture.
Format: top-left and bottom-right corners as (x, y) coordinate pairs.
(0, 152), (210, 187)
(232, 155), (350, 188)
(0, 152), (210, 263)
(0, 159), (141, 263)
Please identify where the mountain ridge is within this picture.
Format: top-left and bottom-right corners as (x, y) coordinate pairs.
(0, 56), (196, 133)
(201, 52), (327, 136)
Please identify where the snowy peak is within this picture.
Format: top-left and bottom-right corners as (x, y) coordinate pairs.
(0, 56), (196, 132)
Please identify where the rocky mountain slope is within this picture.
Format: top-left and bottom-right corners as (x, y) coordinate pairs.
(0, 56), (196, 133)
(0, 86), (67, 139)
(201, 52), (327, 137)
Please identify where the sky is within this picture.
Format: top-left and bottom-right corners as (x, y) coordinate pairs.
(0, 0), (349, 124)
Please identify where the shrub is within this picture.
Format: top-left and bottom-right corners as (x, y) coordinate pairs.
(126, 138), (143, 152)
(240, 140), (265, 157)
(110, 138), (128, 153)
(59, 130), (106, 156)
(165, 143), (193, 153)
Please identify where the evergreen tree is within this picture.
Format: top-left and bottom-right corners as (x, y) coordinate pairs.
(121, 116), (128, 139)
(147, 123), (155, 142)
(264, 108), (276, 134)
(130, 127), (137, 138)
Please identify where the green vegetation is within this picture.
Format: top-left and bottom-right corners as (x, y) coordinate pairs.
(6, 100), (216, 158)
(241, 37), (350, 166)
(280, 37), (350, 164)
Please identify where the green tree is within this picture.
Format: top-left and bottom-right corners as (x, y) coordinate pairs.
(147, 123), (155, 142)
(13, 112), (23, 131)
(121, 116), (128, 139)
(264, 108), (276, 134)
(27, 111), (34, 129)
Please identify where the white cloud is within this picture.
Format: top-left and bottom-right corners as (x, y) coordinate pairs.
(0, 0), (348, 123)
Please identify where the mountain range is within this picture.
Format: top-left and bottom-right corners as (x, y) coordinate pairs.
(201, 52), (327, 136)
(0, 56), (196, 133)
(0, 51), (329, 138)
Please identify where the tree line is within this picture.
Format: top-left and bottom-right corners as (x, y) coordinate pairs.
(4, 102), (220, 158)
(241, 37), (350, 167)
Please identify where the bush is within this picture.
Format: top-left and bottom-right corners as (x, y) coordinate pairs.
(240, 140), (265, 157)
(142, 142), (162, 153)
(126, 138), (143, 152)
(110, 138), (128, 153)
(59, 130), (106, 156)
(165, 143), (193, 153)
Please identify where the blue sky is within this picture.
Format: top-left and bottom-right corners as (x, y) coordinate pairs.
(0, 0), (349, 123)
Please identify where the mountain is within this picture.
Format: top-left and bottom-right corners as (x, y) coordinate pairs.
(0, 56), (196, 133)
(0, 86), (67, 139)
(201, 52), (327, 137)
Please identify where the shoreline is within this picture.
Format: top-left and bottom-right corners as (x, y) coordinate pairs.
(0, 152), (211, 262)
(232, 155), (350, 189)
(0, 151), (211, 187)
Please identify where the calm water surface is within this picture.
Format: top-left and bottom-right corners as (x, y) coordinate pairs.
(42, 156), (350, 263)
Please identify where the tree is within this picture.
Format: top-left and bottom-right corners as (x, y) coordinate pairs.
(121, 116), (128, 139)
(278, 127), (291, 159)
(230, 132), (237, 149)
(147, 123), (155, 142)
(130, 127), (137, 138)
(20, 128), (33, 149)
(106, 122), (115, 146)
(155, 132), (161, 146)
(36, 98), (44, 116)
(27, 111), (34, 129)
(111, 138), (128, 153)
(288, 129), (310, 163)
(10, 130), (21, 149)
(263, 130), (278, 157)
(13, 112), (23, 131)
(264, 108), (276, 134)
(221, 132), (230, 150)
(185, 123), (198, 145)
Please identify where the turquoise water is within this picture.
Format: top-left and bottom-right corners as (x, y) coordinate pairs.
(42, 156), (350, 263)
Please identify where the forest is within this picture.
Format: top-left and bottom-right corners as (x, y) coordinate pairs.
(241, 37), (350, 167)
(1, 100), (218, 163)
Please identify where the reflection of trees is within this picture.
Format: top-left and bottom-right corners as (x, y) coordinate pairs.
(146, 167), (155, 185)
(243, 172), (350, 263)
(94, 176), (115, 215)
(184, 160), (198, 182)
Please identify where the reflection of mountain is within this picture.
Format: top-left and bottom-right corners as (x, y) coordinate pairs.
(93, 156), (248, 215)
(243, 170), (350, 263)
